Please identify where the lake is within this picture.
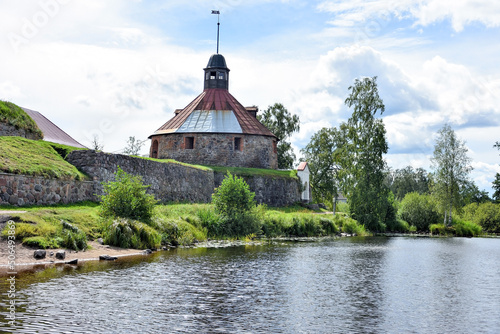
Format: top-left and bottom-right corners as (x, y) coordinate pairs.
(1, 237), (500, 333)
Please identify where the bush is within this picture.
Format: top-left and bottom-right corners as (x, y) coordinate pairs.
(453, 219), (482, 237)
(430, 223), (446, 236)
(211, 172), (259, 237)
(386, 218), (412, 233)
(22, 236), (59, 249)
(473, 202), (500, 233)
(399, 192), (440, 231)
(341, 218), (367, 236)
(99, 167), (157, 222)
(102, 218), (161, 249)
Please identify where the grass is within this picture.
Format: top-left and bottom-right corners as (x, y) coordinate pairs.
(0, 100), (43, 138)
(137, 156), (212, 172)
(0, 136), (87, 180)
(0, 202), (370, 251)
(205, 165), (298, 179)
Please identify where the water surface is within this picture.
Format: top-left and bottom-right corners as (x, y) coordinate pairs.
(1, 237), (499, 333)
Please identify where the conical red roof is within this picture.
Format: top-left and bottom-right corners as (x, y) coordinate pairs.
(151, 88), (276, 138)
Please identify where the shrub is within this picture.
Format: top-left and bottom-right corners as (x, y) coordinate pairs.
(99, 167), (157, 222)
(430, 223), (446, 235)
(23, 236), (60, 249)
(211, 172), (259, 237)
(386, 218), (411, 233)
(399, 192), (440, 231)
(453, 219), (482, 237)
(341, 218), (367, 236)
(473, 202), (500, 233)
(102, 218), (161, 249)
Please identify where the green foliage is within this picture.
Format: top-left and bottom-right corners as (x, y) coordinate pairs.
(211, 172), (260, 237)
(431, 124), (473, 225)
(492, 173), (500, 202)
(257, 103), (300, 169)
(102, 218), (161, 249)
(0, 100), (43, 138)
(386, 166), (430, 200)
(61, 229), (87, 251)
(207, 165), (297, 179)
(0, 136), (87, 180)
(301, 127), (345, 205)
(99, 167), (157, 222)
(342, 77), (389, 232)
(399, 192), (440, 231)
(473, 202), (500, 233)
(385, 218), (412, 233)
(22, 236), (59, 249)
(452, 219), (482, 237)
(340, 218), (368, 236)
(430, 224), (447, 236)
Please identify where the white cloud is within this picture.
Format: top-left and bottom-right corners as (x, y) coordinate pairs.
(318, 0), (500, 32)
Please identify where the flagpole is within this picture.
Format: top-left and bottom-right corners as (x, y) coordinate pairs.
(212, 10), (220, 54)
(217, 13), (220, 54)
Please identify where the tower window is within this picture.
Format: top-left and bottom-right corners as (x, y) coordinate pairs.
(184, 137), (194, 149)
(210, 71), (216, 80)
(234, 137), (242, 151)
(218, 72), (224, 80)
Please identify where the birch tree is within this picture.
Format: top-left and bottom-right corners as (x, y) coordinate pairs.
(431, 124), (472, 225)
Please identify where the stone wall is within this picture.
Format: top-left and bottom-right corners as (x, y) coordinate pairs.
(0, 172), (96, 206)
(214, 172), (300, 207)
(0, 122), (42, 140)
(66, 150), (214, 203)
(150, 133), (278, 169)
(0, 150), (300, 207)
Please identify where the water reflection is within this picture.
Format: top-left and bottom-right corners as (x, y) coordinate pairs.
(1, 238), (499, 334)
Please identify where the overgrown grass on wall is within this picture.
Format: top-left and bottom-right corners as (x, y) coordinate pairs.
(0, 100), (43, 138)
(0, 136), (87, 180)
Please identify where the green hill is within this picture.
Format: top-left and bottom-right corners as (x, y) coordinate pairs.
(0, 100), (43, 139)
(0, 136), (87, 180)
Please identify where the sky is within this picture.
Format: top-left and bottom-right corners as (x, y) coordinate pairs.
(1, 0), (499, 195)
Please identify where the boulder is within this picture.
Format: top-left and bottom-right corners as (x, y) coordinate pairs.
(33, 250), (46, 259)
(55, 251), (66, 260)
(99, 255), (118, 261)
(66, 259), (78, 265)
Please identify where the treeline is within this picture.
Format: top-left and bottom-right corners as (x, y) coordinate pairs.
(297, 77), (500, 236)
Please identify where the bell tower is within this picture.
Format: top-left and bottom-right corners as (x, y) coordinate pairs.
(204, 54), (230, 90)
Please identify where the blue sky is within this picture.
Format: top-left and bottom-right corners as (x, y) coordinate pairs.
(1, 0), (499, 194)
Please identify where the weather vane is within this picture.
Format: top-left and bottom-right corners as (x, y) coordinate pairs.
(211, 10), (220, 54)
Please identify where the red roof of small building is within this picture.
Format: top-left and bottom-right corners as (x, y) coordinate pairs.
(23, 108), (86, 148)
(297, 161), (308, 171)
(150, 88), (276, 138)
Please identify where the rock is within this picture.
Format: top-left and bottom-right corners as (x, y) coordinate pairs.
(318, 203), (327, 210)
(96, 238), (104, 245)
(99, 255), (118, 261)
(144, 249), (152, 254)
(66, 259), (78, 265)
(33, 250), (46, 259)
(50, 251), (54, 257)
(55, 251), (66, 260)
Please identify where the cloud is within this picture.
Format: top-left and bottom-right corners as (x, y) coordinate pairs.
(317, 0), (500, 32)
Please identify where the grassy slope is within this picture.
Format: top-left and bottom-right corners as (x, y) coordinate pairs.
(0, 100), (43, 138)
(205, 165), (298, 179)
(0, 136), (87, 180)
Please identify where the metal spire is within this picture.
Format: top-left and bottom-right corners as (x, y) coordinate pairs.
(211, 10), (220, 54)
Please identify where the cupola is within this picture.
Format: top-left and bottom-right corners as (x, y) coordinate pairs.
(204, 54), (230, 90)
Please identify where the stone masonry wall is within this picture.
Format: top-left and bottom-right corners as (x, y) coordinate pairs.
(0, 172), (96, 206)
(151, 133), (278, 169)
(66, 150), (214, 203)
(0, 150), (300, 207)
(0, 122), (42, 140)
(214, 172), (301, 207)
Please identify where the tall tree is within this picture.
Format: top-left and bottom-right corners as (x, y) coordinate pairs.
(301, 127), (346, 210)
(431, 124), (473, 225)
(494, 142), (500, 202)
(341, 76), (390, 231)
(386, 166), (430, 200)
(258, 103), (300, 169)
